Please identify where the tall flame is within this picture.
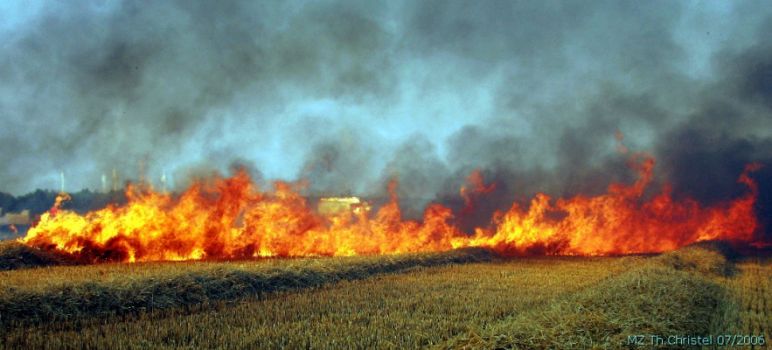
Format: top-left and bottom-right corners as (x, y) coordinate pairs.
(22, 154), (762, 262)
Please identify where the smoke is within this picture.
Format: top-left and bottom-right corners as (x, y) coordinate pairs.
(1, 1), (771, 238)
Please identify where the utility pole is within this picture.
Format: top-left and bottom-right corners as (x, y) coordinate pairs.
(161, 170), (168, 193)
(112, 168), (119, 192)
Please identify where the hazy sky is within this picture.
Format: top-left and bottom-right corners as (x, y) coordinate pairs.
(1, 0), (771, 223)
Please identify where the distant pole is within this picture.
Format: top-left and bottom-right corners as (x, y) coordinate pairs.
(161, 170), (168, 193)
(101, 173), (107, 192)
(60, 171), (65, 193)
(138, 158), (146, 187)
(112, 168), (118, 192)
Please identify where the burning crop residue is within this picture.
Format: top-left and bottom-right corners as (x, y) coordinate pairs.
(471, 156), (761, 255)
(21, 153), (764, 263)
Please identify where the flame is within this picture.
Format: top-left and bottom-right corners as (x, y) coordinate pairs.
(466, 156), (761, 255)
(21, 155), (763, 262)
(459, 169), (496, 216)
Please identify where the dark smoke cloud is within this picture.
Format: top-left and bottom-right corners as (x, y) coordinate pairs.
(0, 0), (397, 192)
(300, 127), (379, 195)
(1, 1), (771, 239)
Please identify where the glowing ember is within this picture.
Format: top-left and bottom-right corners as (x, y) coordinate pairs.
(21, 154), (763, 262)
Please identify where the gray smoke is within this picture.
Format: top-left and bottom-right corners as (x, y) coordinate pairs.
(1, 1), (771, 239)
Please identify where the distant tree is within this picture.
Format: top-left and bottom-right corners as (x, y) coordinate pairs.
(0, 192), (14, 212)
(0, 189), (128, 217)
(11, 190), (58, 215)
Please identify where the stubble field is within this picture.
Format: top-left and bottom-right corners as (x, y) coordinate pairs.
(0, 241), (768, 349)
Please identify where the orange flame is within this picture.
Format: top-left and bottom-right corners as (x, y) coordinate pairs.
(459, 169), (496, 216)
(466, 156), (760, 255)
(21, 155), (763, 262)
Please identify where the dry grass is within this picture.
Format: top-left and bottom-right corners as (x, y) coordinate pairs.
(0, 241), (76, 271)
(1, 257), (629, 349)
(0, 243), (766, 349)
(712, 257), (771, 349)
(1, 250), (480, 293)
(0, 247), (494, 329)
(442, 245), (741, 349)
(655, 241), (736, 276)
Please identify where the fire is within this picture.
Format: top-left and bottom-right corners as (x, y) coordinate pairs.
(459, 169), (496, 216)
(21, 154), (763, 262)
(466, 156), (760, 256)
(22, 175), (460, 262)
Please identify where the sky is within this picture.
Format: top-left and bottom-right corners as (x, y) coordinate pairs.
(1, 0), (771, 228)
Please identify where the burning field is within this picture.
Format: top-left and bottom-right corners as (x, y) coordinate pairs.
(3, 0), (772, 348)
(17, 153), (768, 263)
(1, 152), (770, 348)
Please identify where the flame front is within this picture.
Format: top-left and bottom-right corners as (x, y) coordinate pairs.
(22, 154), (763, 262)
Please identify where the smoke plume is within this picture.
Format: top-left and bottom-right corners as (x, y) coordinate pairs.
(1, 1), (770, 239)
